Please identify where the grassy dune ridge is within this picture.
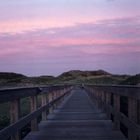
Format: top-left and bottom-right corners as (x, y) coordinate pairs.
(0, 70), (139, 88)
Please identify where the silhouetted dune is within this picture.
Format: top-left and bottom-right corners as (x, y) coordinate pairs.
(0, 70), (139, 87)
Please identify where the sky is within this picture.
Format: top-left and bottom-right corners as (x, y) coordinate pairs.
(0, 0), (140, 76)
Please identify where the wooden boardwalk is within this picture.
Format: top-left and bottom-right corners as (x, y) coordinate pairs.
(24, 87), (127, 140)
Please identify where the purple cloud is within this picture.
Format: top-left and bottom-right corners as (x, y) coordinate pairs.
(0, 16), (140, 75)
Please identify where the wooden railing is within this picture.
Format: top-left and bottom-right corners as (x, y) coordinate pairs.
(0, 85), (72, 140)
(85, 85), (140, 140)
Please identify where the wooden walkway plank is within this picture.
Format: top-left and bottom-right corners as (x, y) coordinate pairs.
(24, 87), (127, 140)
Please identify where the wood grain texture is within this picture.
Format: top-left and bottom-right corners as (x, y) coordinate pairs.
(24, 88), (127, 140)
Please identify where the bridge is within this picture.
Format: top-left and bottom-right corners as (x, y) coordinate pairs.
(0, 85), (140, 140)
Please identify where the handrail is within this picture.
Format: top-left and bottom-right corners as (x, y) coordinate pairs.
(0, 85), (72, 140)
(85, 85), (140, 99)
(0, 90), (69, 140)
(84, 84), (140, 140)
(0, 85), (71, 103)
(0, 87), (40, 103)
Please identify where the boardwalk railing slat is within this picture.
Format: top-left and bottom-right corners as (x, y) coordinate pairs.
(0, 85), (140, 140)
(0, 85), (72, 140)
(85, 85), (140, 140)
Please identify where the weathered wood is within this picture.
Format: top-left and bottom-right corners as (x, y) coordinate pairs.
(41, 94), (48, 121)
(30, 96), (38, 131)
(0, 104), (50, 140)
(1, 85), (140, 140)
(0, 85), (71, 104)
(48, 93), (53, 113)
(24, 88), (127, 140)
(103, 92), (107, 112)
(114, 95), (120, 130)
(106, 93), (111, 119)
(138, 100), (140, 125)
(10, 99), (20, 125)
(54, 91), (58, 109)
(128, 98), (137, 123)
(0, 88), (70, 140)
(85, 85), (140, 140)
(86, 85), (140, 100)
(0, 88), (40, 103)
(97, 91), (101, 109)
(10, 99), (21, 140)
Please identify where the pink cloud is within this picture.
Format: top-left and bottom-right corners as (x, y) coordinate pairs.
(0, 16), (140, 75)
(0, 17), (97, 34)
(81, 45), (140, 55)
(45, 38), (140, 47)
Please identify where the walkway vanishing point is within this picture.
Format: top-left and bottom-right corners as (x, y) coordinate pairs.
(0, 85), (140, 140)
(24, 87), (127, 140)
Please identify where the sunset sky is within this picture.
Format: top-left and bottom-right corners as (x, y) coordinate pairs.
(0, 0), (140, 76)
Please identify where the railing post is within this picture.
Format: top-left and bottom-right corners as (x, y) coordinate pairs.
(128, 98), (137, 123)
(10, 99), (21, 140)
(90, 88), (93, 101)
(95, 90), (98, 106)
(101, 91), (105, 111)
(138, 100), (140, 125)
(114, 95), (120, 130)
(55, 90), (59, 108)
(30, 95), (38, 131)
(41, 94), (48, 121)
(97, 91), (101, 109)
(48, 92), (53, 113)
(100, 91), (103, 110)
(91, 88), (95, 103)
(102, 92), (106, 112)
(104, 92), (108, 113)
(53, 91), (57, 109)
(138, 100), (140, 140)
(56, 90), (60, 107)
(61, 89), (65, 102)
(106, 93), (111, 119)
(128, 98), (138, 140)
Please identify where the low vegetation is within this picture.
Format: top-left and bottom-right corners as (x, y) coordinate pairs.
(119, 74), (140, 85)
(0, 70), (140, 88)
